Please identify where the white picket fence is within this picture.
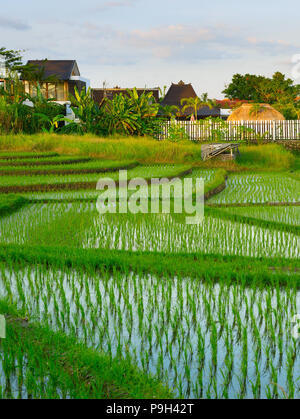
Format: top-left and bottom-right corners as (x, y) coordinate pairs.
(158, 120), (300, 141)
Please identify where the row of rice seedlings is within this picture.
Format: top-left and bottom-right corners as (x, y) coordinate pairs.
(0, 164), (192, 187)
(87, 212), (300, 259)
(0, 160), (138, 176)
(18, 168), (216, 201)
(0, 202), (299, 259)
(208, 173), (300, 204)
(218, 205), (300, 227)
(0, 202), (96, 247)
(0, 151), (59, 160)
(0, 155), (91, 167)
(0, 347), (72, 399)
(21, 190), (102, 201)
(0, 262), (299, 399)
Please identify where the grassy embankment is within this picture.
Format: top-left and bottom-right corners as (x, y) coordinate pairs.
(0, 134), (296, 169)
(0, 135), (296, 202)
(0, 194), (29, 217)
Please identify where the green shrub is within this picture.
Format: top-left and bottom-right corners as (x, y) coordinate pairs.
(167, 121), (190, 142)
(237, 144), (295, 170)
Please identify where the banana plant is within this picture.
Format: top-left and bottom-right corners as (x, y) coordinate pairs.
(69, 86), (100, 133)
(102, 93), (140, 135)
(33, 113), (73, 133)
(127, 87), (159, 119)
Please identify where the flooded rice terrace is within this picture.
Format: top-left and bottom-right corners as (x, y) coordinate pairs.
(0, 202), (299, 259)
(0, 264), (299, 399)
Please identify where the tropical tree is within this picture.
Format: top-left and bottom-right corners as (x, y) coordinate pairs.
(273, 99), (300, 120)
(0, 47), (25, 73)
(249, 103), (266, 118)
(159, 104), (180, 118)
(223, 72), (300, 104)
(101, 89), (159, 136)
(294, 105), (300, 120)
(126, 87), (159, 120)
(21, 59), (59, 85)
(158, 85), (168, 102)
(69, 86), (100, 133)
(181, 93), (216, 120)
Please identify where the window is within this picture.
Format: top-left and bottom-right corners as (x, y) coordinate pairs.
(41, 83), (47, 98)
(56, 83), (65, 101)
(23, 81), (66, 101)
(24, 81), (30, 94)
(30, 83), (37, 97)
(48, 83), (56, 99)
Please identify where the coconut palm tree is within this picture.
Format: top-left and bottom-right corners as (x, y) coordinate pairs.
(159, 104), (180, 118)
(181, 93), (216, 121)
(249, 103), (265, 118)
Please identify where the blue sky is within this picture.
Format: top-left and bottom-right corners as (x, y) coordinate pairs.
(1, 0), (300, 97)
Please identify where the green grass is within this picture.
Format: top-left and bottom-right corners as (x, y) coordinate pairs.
(1, 134), (297, 169)
(0, 194), (29, 217)
(0, 133), (204, 164)
(237, 144), (295, 170)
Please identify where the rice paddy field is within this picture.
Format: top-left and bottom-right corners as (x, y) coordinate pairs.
(0, 148), (299, 400)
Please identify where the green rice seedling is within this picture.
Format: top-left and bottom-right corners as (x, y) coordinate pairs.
(0, 151), (59, 160)
(0, 164), (192, 193)
(208, 172), (300, 204)
(0, 154), (299, 400)
(0, 263), (298, 399)
(0, 155), (91, 167)
(0, 159), (138, 176)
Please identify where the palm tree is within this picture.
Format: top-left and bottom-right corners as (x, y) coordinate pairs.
(181, 93), (216, 121)
(158, 85), (168, 103)
(249, 103), (265, 119)
(159, 104), (180, 118)
(294, 107), (300, 120)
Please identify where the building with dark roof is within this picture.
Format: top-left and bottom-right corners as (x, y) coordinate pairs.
(23, 60), (89, 103)
(160, 81), (222, 119)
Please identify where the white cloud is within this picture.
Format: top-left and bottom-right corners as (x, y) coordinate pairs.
(128, 25), (213, 47)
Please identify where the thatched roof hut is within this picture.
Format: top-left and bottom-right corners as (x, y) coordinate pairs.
(228, 103), (285, 121)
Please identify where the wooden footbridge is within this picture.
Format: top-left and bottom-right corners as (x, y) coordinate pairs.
(201, 143), (240, 161)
